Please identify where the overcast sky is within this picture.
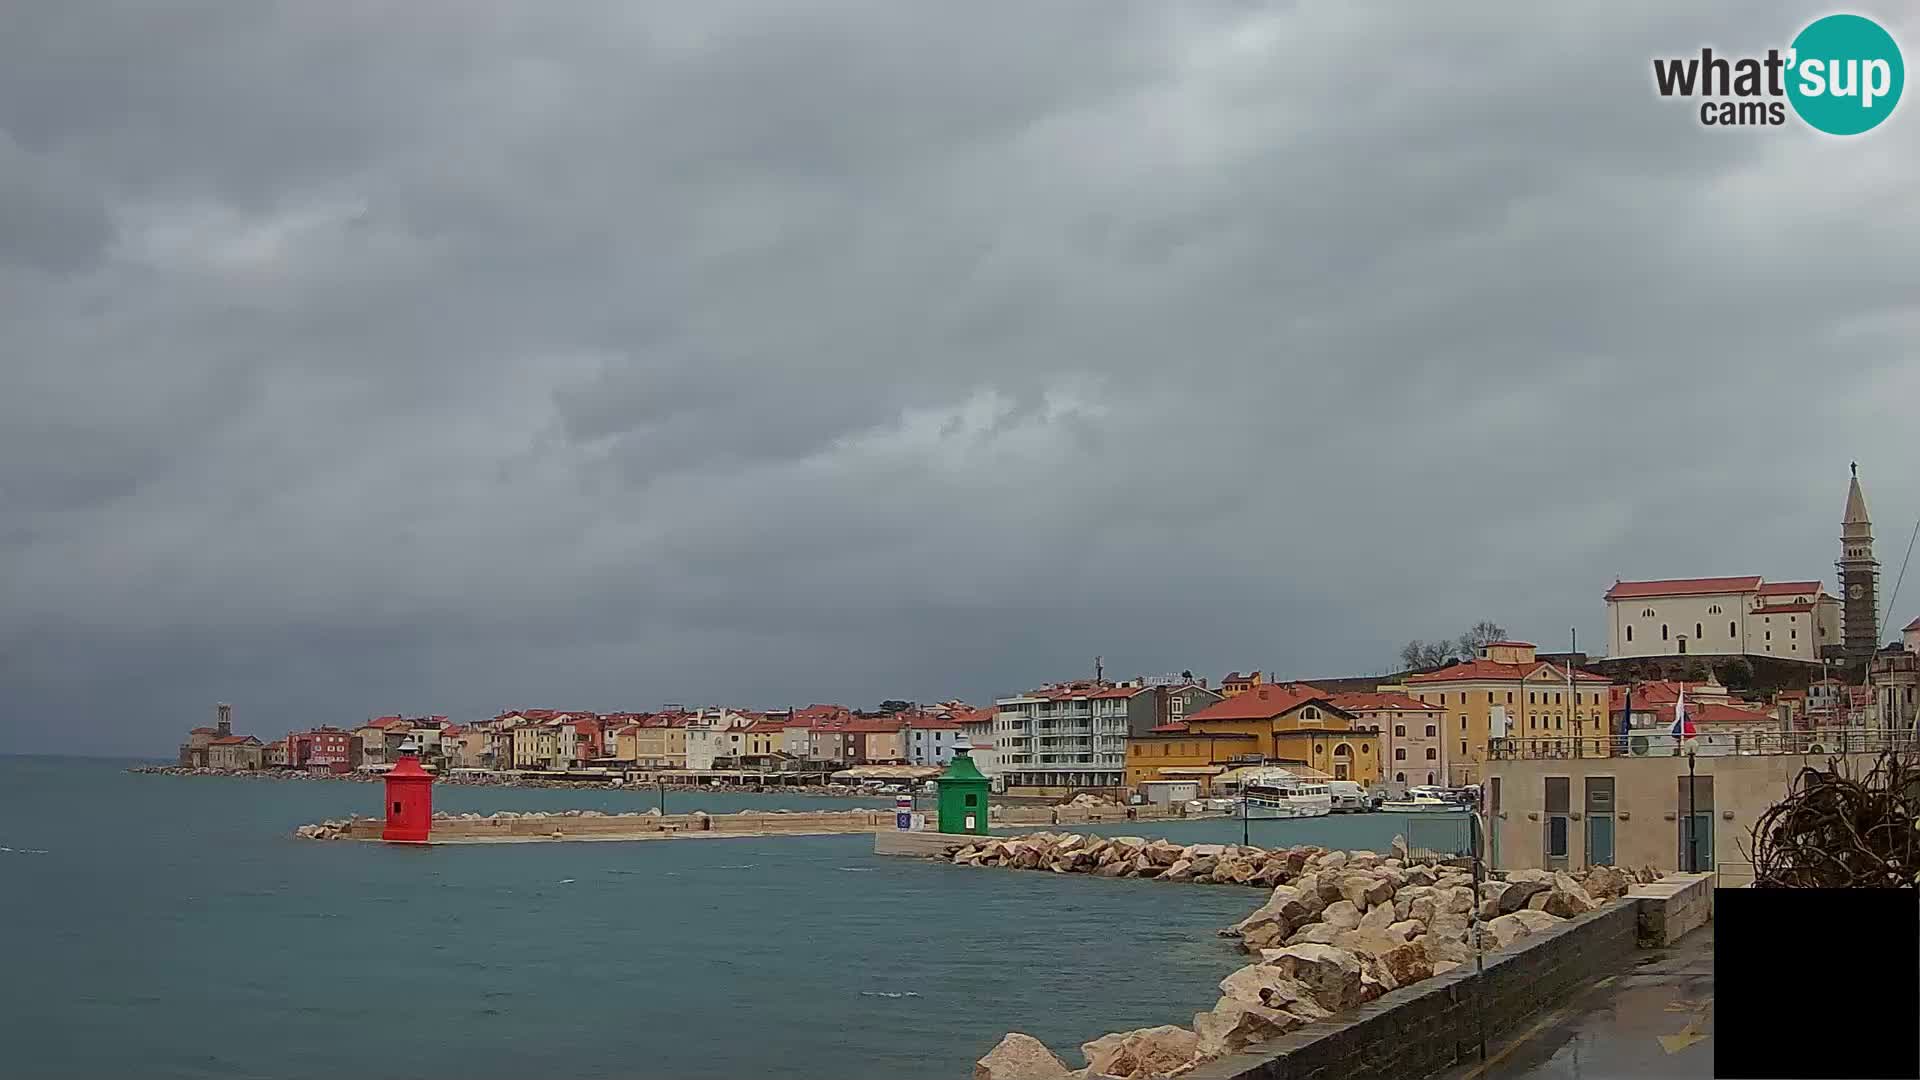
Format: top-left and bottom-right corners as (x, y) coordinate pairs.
(3, 2), (1916, 754)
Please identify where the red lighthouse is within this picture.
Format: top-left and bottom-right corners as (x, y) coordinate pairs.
(382, 739), (434, 843)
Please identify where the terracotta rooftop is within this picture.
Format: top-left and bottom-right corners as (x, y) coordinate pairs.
(1184, 684), (1337, 722)
(1406, 659), (1610, 684)
(1756, 581), (1824, 596)
(1605, 576), (1763, 600)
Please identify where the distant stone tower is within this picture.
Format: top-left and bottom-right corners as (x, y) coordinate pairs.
(1838, 463), (1879, 661)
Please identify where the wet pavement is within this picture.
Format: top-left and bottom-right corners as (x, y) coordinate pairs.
(1438, 925), (1714, 1080)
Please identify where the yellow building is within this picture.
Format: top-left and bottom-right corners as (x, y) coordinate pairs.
(1219, 671), (1264, 698)
(1404, 641), (1614, 785)
(743, 721), (785, 757)
(1179, 683), (1383, 784)
(629, 723), (688, 769)
(1124, 730), (1261, 792)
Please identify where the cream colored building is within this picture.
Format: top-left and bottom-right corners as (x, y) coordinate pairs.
(1404, 642), (1613, 786)
(1484, 744), (1894, 878)
(1332, 691), (1448, 787)
(1604, 576), (1841, 662)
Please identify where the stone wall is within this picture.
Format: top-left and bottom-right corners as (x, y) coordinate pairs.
(1627, 872), (1713, 947)
(1186, 900), (1643, 1080)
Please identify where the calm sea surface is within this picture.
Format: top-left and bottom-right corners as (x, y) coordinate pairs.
(0, 756), (1464, 1080)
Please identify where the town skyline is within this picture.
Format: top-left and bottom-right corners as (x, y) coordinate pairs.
(4, 2), (1916, 757)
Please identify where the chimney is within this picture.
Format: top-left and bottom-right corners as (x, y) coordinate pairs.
(216, 702), (233, 737)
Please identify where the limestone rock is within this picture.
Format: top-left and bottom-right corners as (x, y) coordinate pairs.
(1541, 873), (1597, 918)
(1279, 878), (1327, 924)
(1161, 859), (1194, 882)
(1509, 909), (1565, 933)
(1315, 850), (1349, 872)
(1081, 1025), (1199, 1080)
(1357, 899), (1396, 934)
(1285, 922), (1341, 946)
(976, 1033), (1072, 1080)
(1333, 929), (1401, 958)
(1581, 865), (1630, 901)
(1483, 914), (1533, 950)
(1390, 834), (1410, 862)
(1497, 880), (1550, 914)
(1433, 960), (1462, 976)
(1240, 918), (1289, 952)
(1194, 1000), (1301, 1057)
(1320, 900), (1362, 931)
(1218, 966), (1326, 1020)
(1386, 919), (1425, 941)
(1261, 944), (1367, 1011)
(1443, 886), (1477, 915)
(1375, 940), (1433, 987)
(1347, 850), (1380, 870)
(1338, 873), (1395, 911)
(1403, 866), (1438, 888)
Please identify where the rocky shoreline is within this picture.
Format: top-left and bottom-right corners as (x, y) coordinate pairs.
(127, 764), (876, 796)
(962, 835), (1661, 1079)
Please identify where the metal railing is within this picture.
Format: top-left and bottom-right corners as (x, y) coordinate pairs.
(1488, 728), (1918, 760)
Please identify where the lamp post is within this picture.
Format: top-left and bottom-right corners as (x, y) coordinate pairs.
(1685, 742), (1699, 872)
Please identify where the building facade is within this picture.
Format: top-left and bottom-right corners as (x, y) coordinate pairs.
(902, 714), (964, 766)
(1604, 577), (1841, 662)
(1331, 691), (1448, 787)
(993, 682), (1132, 792)
(1404, 642), (1614, 785)
(1177, 683), (1382, 784)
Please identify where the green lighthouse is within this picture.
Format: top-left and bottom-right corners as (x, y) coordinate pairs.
(934, 743), (992, 835)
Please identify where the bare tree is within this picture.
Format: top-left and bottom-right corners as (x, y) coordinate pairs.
(1399, 639), (1454, 671)
(1455, 620), (1508, 660)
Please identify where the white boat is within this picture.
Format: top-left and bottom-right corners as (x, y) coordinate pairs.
(1327, 780), (1371, 813)
(1239, 770), (1332, 819)
(1377, 791), (1459, 813)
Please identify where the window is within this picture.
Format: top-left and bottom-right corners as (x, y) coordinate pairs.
(1425, 724), (1437, 737)
(1529, 692), (1536, 705)
(1662, 624), (1669, 640)
(1395, 748), (1407, 760)
(1707, 604), (1722, 615)
(1555, 693), (1562, 705)
(1395, 772), (1406, 783)
(1460, 716), (1467, 730)
(1301, 707), (1320, 720)
(1626, 626), (1633, 642)
(1791, 628), (1797, 640)
(1487, 691), (1495, 704)
(1506, 692), (1514, 703)
(1394, 724), (1406, 736)
(1460, 740), (1469, 756)
(1459, 693), (1467, 705)
(1695, 622), (1703, 639)
(1730, 621), (1737, 637)
(1765, 630), (1771, 641)
(1642, 607), (1655, 617)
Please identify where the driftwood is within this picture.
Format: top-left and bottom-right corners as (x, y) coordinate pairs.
(1748, 751), (1920, 888)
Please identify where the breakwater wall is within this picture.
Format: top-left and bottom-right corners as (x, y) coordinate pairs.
(298, 807), (903, 843)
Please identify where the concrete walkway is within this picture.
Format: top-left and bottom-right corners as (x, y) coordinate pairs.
(1439, 924), (1714, 1080)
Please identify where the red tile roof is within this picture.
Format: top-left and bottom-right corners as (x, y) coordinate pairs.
(843, 717), (905, 733)
(1484, 641), (1534, 649)
(1406, 659), (1610, 684)
(743, 720), (788, 734)
(1148, 721), (1190, 733)
(1605, 576), (1762, 600)
(1223, 671), (1260, 682)
(1185, 683), (1336, 721)
(1757, 581), (1823, 596)
(1329, 692), (1443, 713)
(210, 735), (260, 746)
(1907, 617), (1920, 633)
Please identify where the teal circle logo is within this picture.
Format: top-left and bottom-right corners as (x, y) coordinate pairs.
(1787, 14), (1904, 135)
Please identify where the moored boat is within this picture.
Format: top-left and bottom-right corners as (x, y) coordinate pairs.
(1239, 769), (1332, 819)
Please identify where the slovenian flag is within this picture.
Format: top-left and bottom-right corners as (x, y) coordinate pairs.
(1669, 687), (1697, 740)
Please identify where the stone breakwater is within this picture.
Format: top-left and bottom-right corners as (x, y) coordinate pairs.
(295, 806), (900, 842)
(129, 765), (873, 795)
(955, 835), (1662, 1080)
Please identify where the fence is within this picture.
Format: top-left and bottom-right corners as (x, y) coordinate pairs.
(1488, 728), (1919, 760)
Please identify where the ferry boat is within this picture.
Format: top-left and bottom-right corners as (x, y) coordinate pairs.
(1238, 770), (1333, 819)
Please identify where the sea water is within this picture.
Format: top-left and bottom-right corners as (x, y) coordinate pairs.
(0, 757), (1462, 1079)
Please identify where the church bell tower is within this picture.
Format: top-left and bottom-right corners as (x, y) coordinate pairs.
(1838, 462), (1879, 661)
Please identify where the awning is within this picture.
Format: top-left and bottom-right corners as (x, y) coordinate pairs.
(831, 765), (943, 781)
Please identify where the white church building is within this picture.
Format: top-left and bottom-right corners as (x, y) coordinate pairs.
(1604, 576), (1841, 662)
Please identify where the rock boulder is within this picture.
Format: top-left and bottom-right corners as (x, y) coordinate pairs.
(1081, 1025), (1199, 1080)
(975, 1033), (1072, 1080)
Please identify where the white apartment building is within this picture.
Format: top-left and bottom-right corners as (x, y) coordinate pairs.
(1604, 576), (1841, 662)
(993, 682), (1130, 792)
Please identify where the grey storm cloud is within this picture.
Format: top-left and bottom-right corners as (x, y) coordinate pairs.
(2, 1), (1917, 753)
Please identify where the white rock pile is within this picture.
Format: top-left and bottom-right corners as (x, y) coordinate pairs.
(294, 819), (353, 840)
(970, 840), (1663, 1079)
